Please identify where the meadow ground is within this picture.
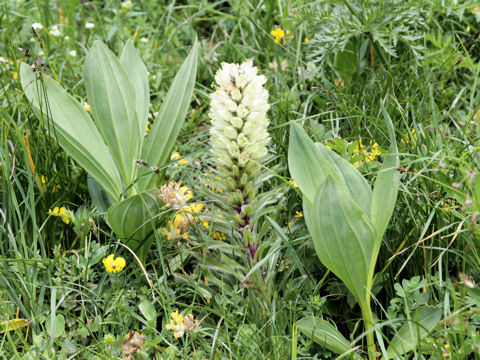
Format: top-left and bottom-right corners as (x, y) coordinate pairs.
(1, 0), (480, 359)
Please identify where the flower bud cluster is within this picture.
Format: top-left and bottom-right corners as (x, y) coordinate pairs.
(209, 60), (270, 169)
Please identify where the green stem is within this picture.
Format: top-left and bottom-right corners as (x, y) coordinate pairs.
(361, 300), (376, 360)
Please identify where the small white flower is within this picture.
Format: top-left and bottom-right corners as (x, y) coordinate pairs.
(0, 57), (7, 63)
(32, 23), (43, 30)
(209, 60), (270, 168)
(140, 37), (148, 43)
(50, 25), (61, 37)
(85, 22), (95, 29)
(69, 50), (77, 57)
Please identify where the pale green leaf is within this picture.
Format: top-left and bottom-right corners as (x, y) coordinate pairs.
(139, 299), (156, 322)
(384, 307), (441, 359)
(120, 40), (149, 139)
(46, 314), (65, 338)
(88, 174), (114, 213)
(297, 317), (352, 355)
(107, 189), (163, 252)
(371, 104), (400, 241)
(288, 122), (372, 216)
(138, 38), (198, 190)
(309, 176), (376, 306)
(20, 63), (122, 200)
(85, 40), (140, 186)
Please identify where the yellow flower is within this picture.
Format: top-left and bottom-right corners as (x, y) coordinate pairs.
(441, 200), (451, 212)
(304, 37), (309, 43)
(163, 203), (205, 241)
(400, 128), (417, 148)
(289, 179), (298, 188)
(182, 203), (205, 214)
(12, 71), (18, 79)
(158, 181), (193, 209)
(83, 101), (92, 113)
(145, 121), (151, 133)
(162, 220), (181, 240)
(166, 310), (198, 338)
(170, 151), (188, 165)
(212, 232), (226, 241)
(270, 27), (285, 44)
(270, 27), (293, 44)
(48, 206), (71, 224)
(334, 78), (345, 88)
(472, 6), (480, 14)
(102, 254), (126, 273)
(352, 140), (380, 168)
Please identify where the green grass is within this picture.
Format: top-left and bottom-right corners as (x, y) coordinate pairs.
(1, 0), (480, 359)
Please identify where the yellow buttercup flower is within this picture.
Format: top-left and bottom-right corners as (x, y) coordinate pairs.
(102, 254), (126, 273)
(48, 206), (71, 224)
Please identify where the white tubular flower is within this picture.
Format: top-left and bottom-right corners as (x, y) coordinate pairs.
(209, 60), (270, 168)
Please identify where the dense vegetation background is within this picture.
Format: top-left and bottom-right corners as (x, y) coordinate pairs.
(1, 0), (480, 358)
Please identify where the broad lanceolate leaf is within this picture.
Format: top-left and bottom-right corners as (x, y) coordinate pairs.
(107, 189), (163, 251)
(85, 40), (140, 187)
(308, 176), (376, 307)
(20, 63), (123, 200)
(138, 38), (199, 190)
(120, 40), (149, 140)
(384, 306), (441, 359)
(288, 122), (372, 216)
(297, 317), (352, 356)
(371, 105), (400, 242)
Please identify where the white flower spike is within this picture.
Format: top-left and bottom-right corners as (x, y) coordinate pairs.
(209, 60), (270, 169)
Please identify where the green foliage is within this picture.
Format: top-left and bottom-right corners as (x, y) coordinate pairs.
(1, 0), (480, 358)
